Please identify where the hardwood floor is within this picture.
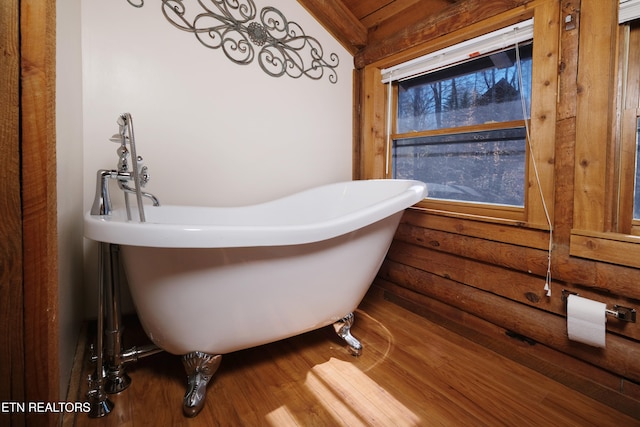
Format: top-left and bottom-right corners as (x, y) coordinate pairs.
(66, 292), (639, 427)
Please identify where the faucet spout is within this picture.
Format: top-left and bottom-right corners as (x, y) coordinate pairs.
(90, 169), (160, 216)
(120, 183), (160, 207)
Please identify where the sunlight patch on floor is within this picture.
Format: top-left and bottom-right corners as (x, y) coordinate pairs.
(265, 405), (299, 426)
(304, 357), (421, 426)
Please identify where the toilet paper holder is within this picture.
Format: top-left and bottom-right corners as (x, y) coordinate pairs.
(561, 290), (636, 323)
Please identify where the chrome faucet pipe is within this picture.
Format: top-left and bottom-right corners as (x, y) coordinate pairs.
(119, 344), (164, 365)
(87, 242), (114, 417)
(92, 343), (164, 368)
(90, 243), (165, 406)
(103, 244), (131, 394)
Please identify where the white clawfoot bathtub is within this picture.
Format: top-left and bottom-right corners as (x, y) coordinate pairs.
(84, 179), (426, 416)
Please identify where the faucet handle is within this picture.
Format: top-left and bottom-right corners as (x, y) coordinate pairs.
(140, 166), (150, 187)
(137, 157), (150, 187)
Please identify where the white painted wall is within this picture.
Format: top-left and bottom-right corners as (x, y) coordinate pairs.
(56, 0), (84, 398)
(81, 1), (353, 209)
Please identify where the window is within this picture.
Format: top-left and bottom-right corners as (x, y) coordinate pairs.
(620, 2), (640, 232)
(361, 10), (556, 226)
(633, 118), (640, 220)
(392, 43), (532, 207)
(617, 21), (640, 235)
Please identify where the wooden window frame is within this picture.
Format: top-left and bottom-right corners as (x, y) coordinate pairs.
(569, 2), (640, 268)
(360, 3), (558, 231)
(617, 23), (640, 235)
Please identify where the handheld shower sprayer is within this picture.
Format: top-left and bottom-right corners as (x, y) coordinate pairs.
(117, 113), (146, 222)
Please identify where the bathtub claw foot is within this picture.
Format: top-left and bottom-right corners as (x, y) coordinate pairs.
(181, 352), (222, 418)
(333, 312), (362, 356)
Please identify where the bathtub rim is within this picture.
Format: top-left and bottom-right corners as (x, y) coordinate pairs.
(83, 179), (426, 248)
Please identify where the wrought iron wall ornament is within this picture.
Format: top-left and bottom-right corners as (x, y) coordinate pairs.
(125, 0), (339, 83)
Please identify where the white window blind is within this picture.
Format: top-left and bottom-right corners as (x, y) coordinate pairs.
(620, 0), (640, 23)
(381, 18), (534, 84)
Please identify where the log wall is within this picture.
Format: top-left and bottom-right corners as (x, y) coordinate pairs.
(356, 0), (640, 409)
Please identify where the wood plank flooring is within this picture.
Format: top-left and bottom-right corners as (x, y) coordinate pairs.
(66, 293), (639, 427)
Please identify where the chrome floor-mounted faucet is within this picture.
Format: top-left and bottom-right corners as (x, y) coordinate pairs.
(87, 113), (163, 418)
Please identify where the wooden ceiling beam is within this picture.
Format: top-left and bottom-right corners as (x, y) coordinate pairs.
(354, 0), (532, 68)
(297, 0), (367, 54)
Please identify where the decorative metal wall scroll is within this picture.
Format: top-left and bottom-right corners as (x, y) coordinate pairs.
(125, 0), (339, 83)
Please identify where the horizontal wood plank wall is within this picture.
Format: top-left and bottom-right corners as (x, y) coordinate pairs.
(357, 0), (640, 403)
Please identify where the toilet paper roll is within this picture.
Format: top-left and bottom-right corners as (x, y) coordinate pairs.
(566, 294), (606, 348)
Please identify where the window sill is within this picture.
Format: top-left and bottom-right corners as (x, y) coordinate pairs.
(570, 229), (640, 268)
(415, 199), (525, 222)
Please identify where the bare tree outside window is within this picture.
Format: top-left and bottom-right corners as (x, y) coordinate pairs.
(393, 43), (533, 207)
